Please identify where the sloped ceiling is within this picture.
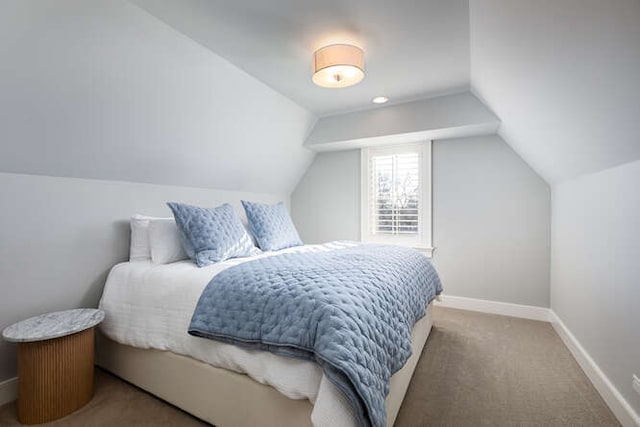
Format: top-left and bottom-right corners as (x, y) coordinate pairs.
(130, 0), (470, 117)
(135, 0), (640, 184)
(4, 0), (638, 193)
(0, 0), (315, 195)
(470, 0), (640, 184)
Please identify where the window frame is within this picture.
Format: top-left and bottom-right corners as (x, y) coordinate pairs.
(360, 141), (433, 256)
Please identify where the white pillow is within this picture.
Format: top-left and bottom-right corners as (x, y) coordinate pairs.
(148, 219), (188, 264)
(129, 215), (174, 261)
(129, 215), (158, 261)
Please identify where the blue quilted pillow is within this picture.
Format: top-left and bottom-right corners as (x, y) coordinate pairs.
(167, 202), (256, 267)
(241, 201), (303, 251)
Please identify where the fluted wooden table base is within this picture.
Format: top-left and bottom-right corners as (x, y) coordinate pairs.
(17, 328), (95, 424)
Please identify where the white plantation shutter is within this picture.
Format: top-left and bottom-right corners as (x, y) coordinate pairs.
(370, 151), (420, 235)
(361, 142), (432, 250)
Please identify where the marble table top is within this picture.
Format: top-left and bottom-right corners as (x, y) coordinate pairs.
(2, 308), (105, 343)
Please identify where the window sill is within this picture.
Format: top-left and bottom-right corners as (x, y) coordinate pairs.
(362, 240), (436, 258)
(414, 246), (436, 258)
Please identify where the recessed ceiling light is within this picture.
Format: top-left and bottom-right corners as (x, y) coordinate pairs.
(372, 96), (389, 104)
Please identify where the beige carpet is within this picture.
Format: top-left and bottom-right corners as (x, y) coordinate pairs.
(395, 307), (619, 426)
(0, 307), (619, 426)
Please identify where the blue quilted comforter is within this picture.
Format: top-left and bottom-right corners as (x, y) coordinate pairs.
(188, 242), (442, 427)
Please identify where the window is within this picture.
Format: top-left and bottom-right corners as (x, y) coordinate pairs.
(361, 142), (432, 253)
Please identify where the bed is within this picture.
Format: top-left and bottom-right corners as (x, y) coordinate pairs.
(97, 242), (438, 427)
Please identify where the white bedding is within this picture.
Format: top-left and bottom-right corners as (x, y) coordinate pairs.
(99, 243), (358, 427)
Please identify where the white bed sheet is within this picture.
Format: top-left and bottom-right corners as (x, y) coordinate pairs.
(99, 243), (358, 427)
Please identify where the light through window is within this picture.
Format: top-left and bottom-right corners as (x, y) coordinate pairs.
(371, 152), (420, 235)
(361, 142), (432, 251)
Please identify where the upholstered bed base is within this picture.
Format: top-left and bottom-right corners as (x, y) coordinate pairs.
(96, 303), (433, 427)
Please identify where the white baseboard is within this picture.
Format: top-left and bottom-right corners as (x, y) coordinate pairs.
(0, 377), (17, 406)
(434, 294), (552, 321)
(550, 312), (640, 427)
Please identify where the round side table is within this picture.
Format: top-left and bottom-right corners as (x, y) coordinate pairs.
(2, 308), (105, 424)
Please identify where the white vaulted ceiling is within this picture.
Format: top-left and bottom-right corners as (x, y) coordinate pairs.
(130, 0), (471, 117)
(470, 0), (640, 183)
(1, 0), (316, 195)
(3, 0), (639, 193)
(133, 0), (640, 186)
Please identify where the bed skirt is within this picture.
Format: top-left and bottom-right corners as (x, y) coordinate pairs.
(96, 302), (433, 427)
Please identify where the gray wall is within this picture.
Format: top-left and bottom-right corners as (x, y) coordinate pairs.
(551, 160), (640, 416)
(291, 150), (361, 243)
(292, 135), (551, 307)
(0, 172), (286, 382)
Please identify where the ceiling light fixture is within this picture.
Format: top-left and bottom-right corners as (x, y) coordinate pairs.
(372, 96), (389, 104)
(312, 44), (364, 88)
